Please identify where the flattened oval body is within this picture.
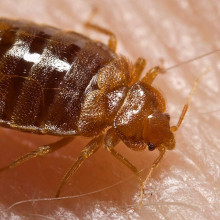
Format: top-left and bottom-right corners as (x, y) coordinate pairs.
(0, 18), (116, 136)
(0, 16), (193, 203)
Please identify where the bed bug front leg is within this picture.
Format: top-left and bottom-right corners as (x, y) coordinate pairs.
(139, 147), (166, 206)
(55, 133), (104, 197)
(0, 137), (74, 172)
(139, 69), (208, 207)
(104, 128), (144, 195)
(141, 66), (165, 85)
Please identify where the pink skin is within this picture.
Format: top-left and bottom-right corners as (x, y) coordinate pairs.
(0, 0), (219, 219)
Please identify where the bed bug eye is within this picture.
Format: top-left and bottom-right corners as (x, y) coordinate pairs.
(147, 142), (156, 151)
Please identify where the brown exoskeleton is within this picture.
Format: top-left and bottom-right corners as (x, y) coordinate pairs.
(0, 18), (202, 205)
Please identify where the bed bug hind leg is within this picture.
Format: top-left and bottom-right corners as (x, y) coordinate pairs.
(0, 137), (74, 172)
(84, 21), (117, 52)
(84, 9), (117, 52)
(55, 133), (104, 197)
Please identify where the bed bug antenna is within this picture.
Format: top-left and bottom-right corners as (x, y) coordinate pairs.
(165, 49), (220, 72)
(138, 68), (209, 208)
(170, 68), (209, 132)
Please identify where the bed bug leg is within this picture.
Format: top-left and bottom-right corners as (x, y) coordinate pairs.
(139, 147), (166, 207)
(0, 137), (74, 172)
(84, 22), (117, 52)
(55, 133), (104, 197)
(130, 57), (147, 86)
(141, 66), (164, 85)
(104, 128), (144, 198)
(139, 70), (208, 207)
(84, 8), (117, 52)
(141, 57), (166, 85)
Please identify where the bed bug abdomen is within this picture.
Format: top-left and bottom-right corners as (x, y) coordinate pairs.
(0, 18), (116, 135)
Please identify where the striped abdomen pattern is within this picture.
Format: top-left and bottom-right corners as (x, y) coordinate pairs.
(0, 18), (115, 135)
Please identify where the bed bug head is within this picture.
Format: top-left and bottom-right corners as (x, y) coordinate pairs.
(113, 81), (175, 152)
(142, 111), (175, 151)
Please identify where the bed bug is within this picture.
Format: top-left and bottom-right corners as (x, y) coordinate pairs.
(0, 17), (202, 205)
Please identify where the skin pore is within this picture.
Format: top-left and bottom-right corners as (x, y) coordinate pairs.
(0, 0), (219, 219)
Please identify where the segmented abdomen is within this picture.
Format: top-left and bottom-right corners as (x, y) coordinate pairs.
(0, 18), (115, 135)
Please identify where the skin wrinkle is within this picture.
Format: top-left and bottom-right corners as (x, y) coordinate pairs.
(166, 149), (208, 182)
(200, 136), (218, 177)
(189, 2), (219, 46)
(27, 214), (54, 219)
(133, 3), (174, 62)
(0, 0), (219, 219)
(181, 146), (210, 179)
(5, 172), (140, 210)
(202, 126), (219, 152)
(7, 169), (218, 217)
(132, 2), (180, 61)
(156, 153), (219, 217)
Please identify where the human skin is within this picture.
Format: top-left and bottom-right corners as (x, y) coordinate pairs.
(0, 0), (219, 219)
